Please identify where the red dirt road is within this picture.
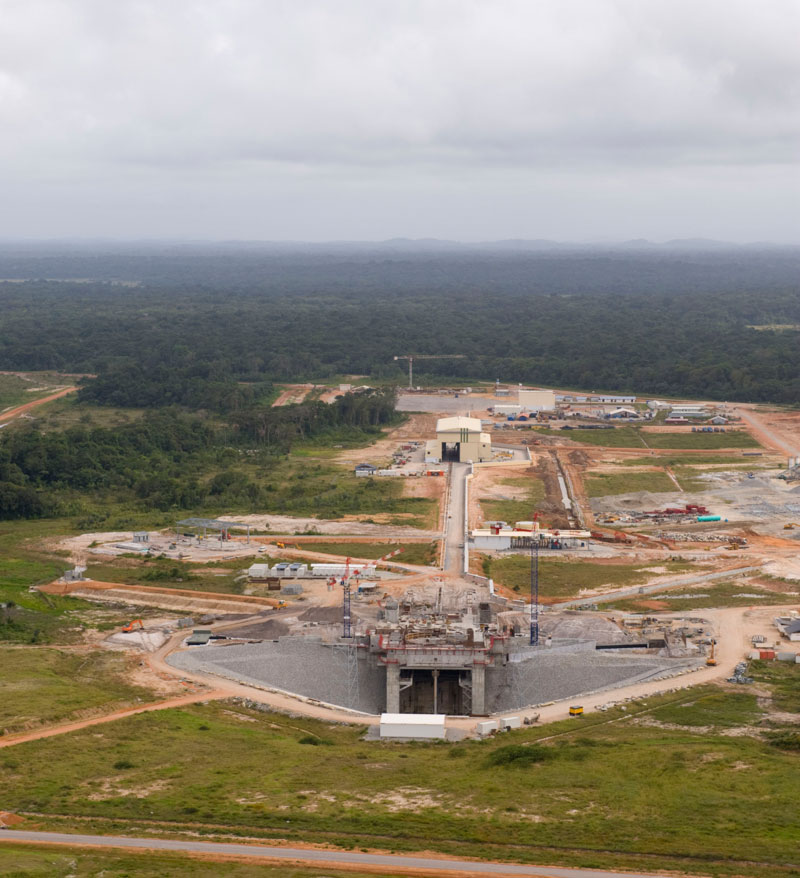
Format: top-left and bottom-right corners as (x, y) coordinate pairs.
(0, 386), (77, 421)
(0, 690), (227, 749)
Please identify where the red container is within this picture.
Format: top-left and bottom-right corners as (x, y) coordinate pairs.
(759, 650), (776, 660)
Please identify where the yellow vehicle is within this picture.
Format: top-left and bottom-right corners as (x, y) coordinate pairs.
(569, 705), (584, 717)
(706, 639), (717, 666)
(276, 541), (286, 548)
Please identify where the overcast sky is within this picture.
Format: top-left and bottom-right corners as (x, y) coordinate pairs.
(1, 0), (799, 241)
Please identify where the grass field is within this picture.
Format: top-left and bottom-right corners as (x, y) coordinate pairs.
(643, 430), (760, 449)
(479, 476), (546, 524)
(0, 648), (154, 734)
(584, 469), (676, 497)
(603, 580), (799, 612)
(5, 393), (146, 432)
(84, 556), (254, 595)
(483, 556), (695, 598)
(0, 519), (160, 644)
(252, 459), (438, 528)
(1, 688), (798, 876)
(618, 454), (765, 467)
(287, 541), (437, 566)
(748, 660), (800, 712)
(541, 426), (761, 450)
(0, 373), (64, 411)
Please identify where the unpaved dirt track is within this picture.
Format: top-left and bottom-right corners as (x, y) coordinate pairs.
(0, 386), (77, 421)
(736, 407), (799, 458)
(271, 384), (314, 407)
(0, 690), (227, 749)
(0, 831), (674, 877)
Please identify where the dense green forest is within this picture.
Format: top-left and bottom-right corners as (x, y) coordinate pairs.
(1, 244), (799, 405)
(0, 390), (398, 519)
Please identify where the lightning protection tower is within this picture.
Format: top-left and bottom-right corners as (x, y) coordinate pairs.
(530, 538), (540, 646)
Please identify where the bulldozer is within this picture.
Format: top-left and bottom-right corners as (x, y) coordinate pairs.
(121, 619), (144, 633)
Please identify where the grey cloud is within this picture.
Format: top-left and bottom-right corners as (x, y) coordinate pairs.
(0, 0), (798, 239)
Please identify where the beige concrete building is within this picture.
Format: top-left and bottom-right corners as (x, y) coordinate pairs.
(518, 389), (556, 411)
(435, 416), (491, 462)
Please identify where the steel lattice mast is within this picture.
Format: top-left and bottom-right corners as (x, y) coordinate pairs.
(530, 538), (539, 645)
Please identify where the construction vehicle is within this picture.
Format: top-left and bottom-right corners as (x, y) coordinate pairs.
(569, 705), (584, 717)
(706, 639), (717, 666)
(276, 541), (286, 549)
(724, 536), (749, 550)
(121, 619), (144, 633)
(783, 523), (799, 530)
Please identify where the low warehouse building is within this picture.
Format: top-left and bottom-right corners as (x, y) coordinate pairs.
(380, 713), (446, 739)
(435, 416), (491, 462)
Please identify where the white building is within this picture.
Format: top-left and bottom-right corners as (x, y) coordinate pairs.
(518, 389), (556, 411)
(592, 395), (637, 404)
(435, 416), (492, 462)
(670, 405), (709, 418)
(380, 714), (446, 739)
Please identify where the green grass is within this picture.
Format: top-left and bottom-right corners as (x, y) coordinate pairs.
(287, 541), (437, 566)
(251, 458), (437, 528)
(603, 580), (798, 612)
(648, 691), (761, 728)
(84, 557), (253, 595)
(618, 454), (764, 467)
(0, 373), (62, 411)
(748, 660), (800, 713)
(1, 689), (798, 876)
(539, 426), (761, 450)
(0, 647), (155, 734)
(484, 556), (695, 598)
(536, 426), (648, 447)
(0, 518), (145, 644)
(0, 845), (401, 877)
(585, 470), (676, 497)
(644, 431), (761, 449)
(479, 476), (546, 525)
(5, 393), (146, 432)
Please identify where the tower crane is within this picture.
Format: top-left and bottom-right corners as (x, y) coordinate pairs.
(393, 354), (466, 390)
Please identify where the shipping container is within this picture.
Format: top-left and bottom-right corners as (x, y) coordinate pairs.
(697, 515), (721, 522)
(759, 649), (776, 660)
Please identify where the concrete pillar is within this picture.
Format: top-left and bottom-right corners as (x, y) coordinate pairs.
(386, 663), (400, 713)
(432, 669), (439, 714)
(471, 665), (486, 715)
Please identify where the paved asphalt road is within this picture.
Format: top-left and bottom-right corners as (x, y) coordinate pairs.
(0, 830), (668, 877)
(444, 461), (469, 571)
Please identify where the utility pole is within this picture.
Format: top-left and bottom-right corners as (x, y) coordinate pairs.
(393, 354), (466, 390)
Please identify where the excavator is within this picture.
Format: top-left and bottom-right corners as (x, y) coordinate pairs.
(706, 639), (717, 667)
(121, 619), (144, 633)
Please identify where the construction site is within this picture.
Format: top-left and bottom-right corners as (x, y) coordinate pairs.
(39, 384), (800, 735)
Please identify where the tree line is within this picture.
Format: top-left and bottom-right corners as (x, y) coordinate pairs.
(0, 389), (399, 519)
